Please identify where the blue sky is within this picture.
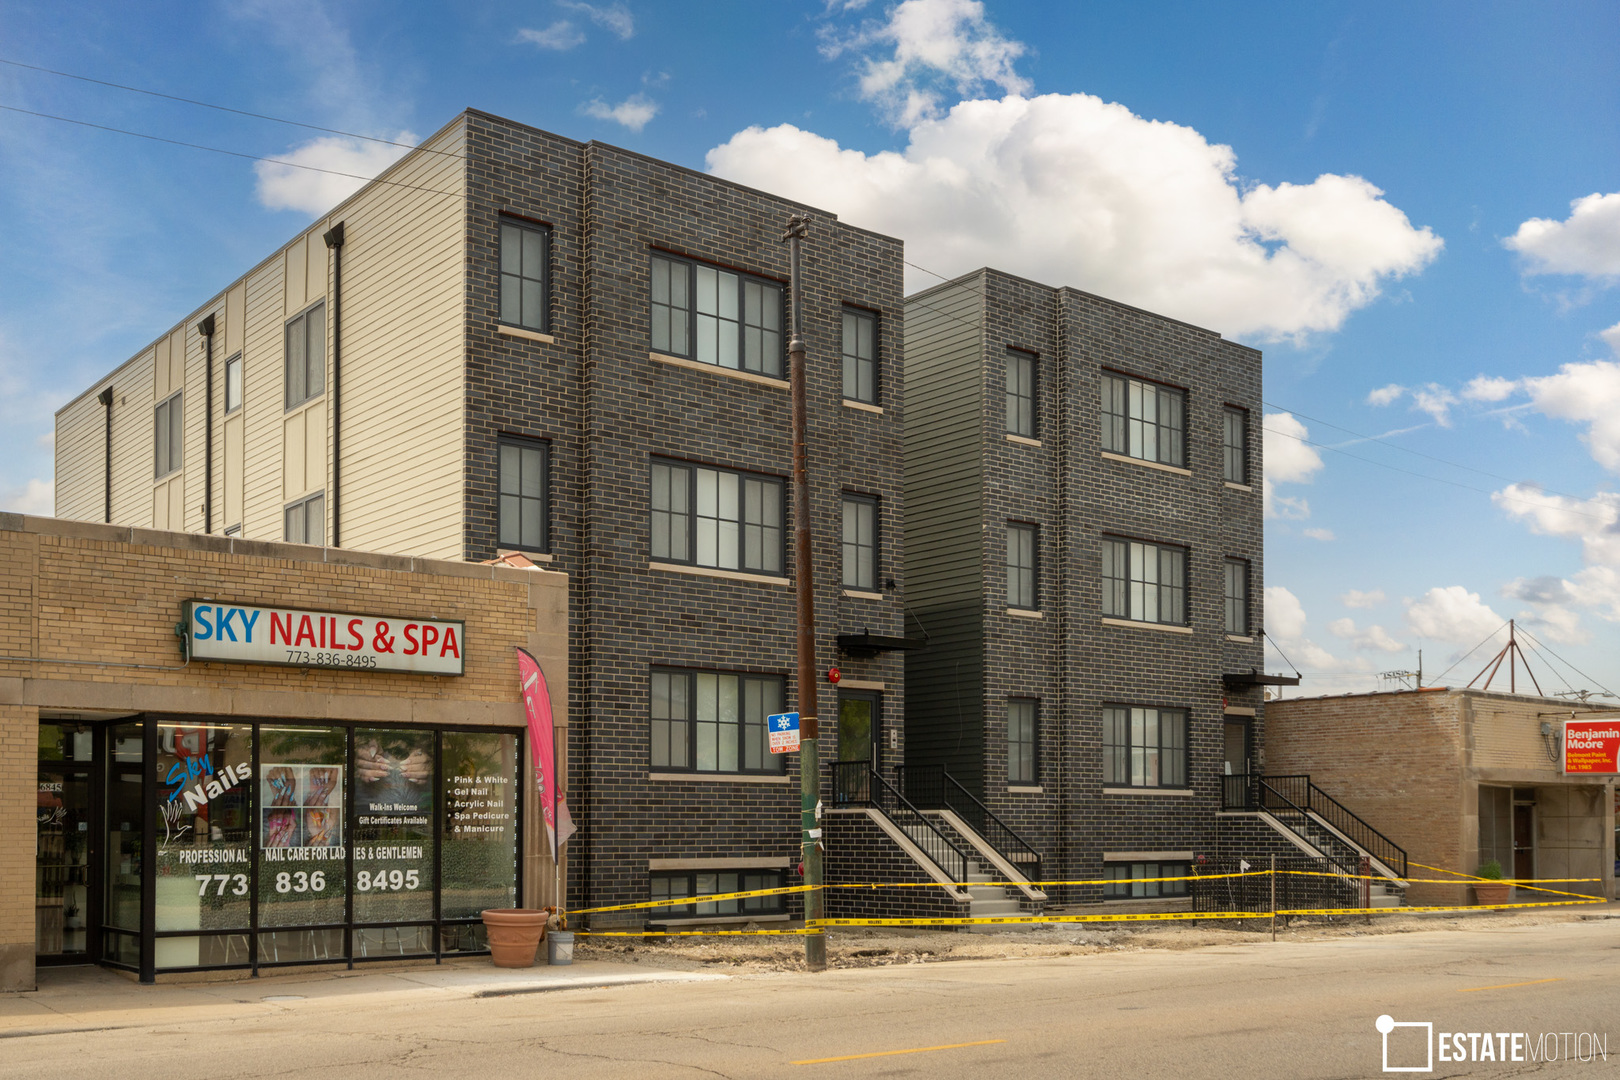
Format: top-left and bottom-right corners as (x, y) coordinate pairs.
(2, 1), (1617, 698)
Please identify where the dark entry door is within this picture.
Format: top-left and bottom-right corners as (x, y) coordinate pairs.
(36, 721), (97, 963)
(1513, 802), (1535, 885)
(834, 691), (880, 804)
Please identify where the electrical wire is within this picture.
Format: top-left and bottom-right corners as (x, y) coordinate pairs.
(1515, 623), (1620, 701)
(1427, 620), (1509, 686)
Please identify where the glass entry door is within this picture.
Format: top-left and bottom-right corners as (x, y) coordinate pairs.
(36, 722), (96, 963)
(834, 691), (880, 804)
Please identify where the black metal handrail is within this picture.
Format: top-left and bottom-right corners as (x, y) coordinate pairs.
(830, 762), (971, 887)
(1222, 772), (1408, 879)
(898, 764), (1041, 881)
(1253, 776), (1362, 882)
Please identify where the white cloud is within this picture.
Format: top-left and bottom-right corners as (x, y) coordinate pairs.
(1462, 375), (1517, 402)
(1, 477), (53, 516)
(1518, 359), (1620, 473)
(559, 0), (635, 40)
(1602, 321), (1620, 357)
(1341, 588), (1386, 609)
(1504, 191), (1620, 279)
(1328, 617), (1407, 654)
(1265, 584), (1308, 641)
(518, 21), (586, 50)
(1303, 527), (1335, 541)
(580, 94), (660, 133)
(1261, 411), (1323, 519)
(1405, 586), (1507, 646)
(1264, 586), (1376, 691)
(253, 134), (417, 216)
(35, 430), (53, 451)
(1410, 383), (1457, 426)
(1366, 383), (1404, 407)
(708, 23), (1440, 342)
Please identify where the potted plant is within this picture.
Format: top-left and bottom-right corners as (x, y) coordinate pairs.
(1472, 860), (1511, 906)
(546, 905), (574, 966)
(481, 907), (548, 968)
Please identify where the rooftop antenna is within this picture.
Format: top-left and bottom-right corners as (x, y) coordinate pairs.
(1378, 649), (1423, 691)
(1466, 620), (1542, 696)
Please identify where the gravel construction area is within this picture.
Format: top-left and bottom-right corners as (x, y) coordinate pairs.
(572, 908), (1613, 974)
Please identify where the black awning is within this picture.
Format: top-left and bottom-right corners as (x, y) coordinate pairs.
(1223, 669), (1301, 690)
(837, 632), (926, 656)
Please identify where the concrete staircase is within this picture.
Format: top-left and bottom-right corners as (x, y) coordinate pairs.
(898, 820), (1025, 921)
(1262, 810), (1407, 907)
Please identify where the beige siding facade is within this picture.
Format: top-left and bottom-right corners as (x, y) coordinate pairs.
(54, 117), (469, 559)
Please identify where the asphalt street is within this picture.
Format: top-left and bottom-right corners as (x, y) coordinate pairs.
(3, 918), (1616, 1079)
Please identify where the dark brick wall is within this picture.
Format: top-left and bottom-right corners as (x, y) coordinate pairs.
(824, 811), (969, 921)
(904, 269), (1266, 906)
(460, 111), (908, 915)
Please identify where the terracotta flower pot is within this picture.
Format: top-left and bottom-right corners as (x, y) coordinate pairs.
(1472, 882), (1512, 906)
(481, 908), (548, 967)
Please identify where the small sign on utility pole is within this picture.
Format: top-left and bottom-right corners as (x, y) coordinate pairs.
(768, 712), (801, 754)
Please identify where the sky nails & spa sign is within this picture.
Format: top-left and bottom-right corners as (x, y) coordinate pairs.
(1562, 718), (1620, 775)
(183, 601), (465, 676)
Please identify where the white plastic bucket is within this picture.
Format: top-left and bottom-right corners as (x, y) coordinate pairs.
(547, 930), (575, 965)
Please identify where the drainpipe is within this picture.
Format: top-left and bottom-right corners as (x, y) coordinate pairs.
(97, 386), (114, 523)
(323, 222), (345, 548)
(198, 314), (216, 533)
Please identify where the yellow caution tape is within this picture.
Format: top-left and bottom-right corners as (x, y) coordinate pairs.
(572, 883), (819, 915)
(574, 927), (825, 937)
(810, 910), (1266, 927)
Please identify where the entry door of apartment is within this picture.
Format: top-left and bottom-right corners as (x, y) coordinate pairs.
(835, 691), (881, 804)
(1222, 719), (1251, 808)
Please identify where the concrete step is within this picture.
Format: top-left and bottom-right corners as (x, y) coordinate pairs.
(970, 899), (1024, 916)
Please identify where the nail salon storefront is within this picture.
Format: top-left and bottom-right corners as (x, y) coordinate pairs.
(4, 515), (569, 990)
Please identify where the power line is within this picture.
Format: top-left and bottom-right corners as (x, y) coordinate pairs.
(0, 104), (461, 201)
(1516, 622), (1620, 701)
(0, 56), (457, 159)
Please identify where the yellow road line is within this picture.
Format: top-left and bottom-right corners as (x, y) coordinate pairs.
(1458, 977), (1562, 993)
(792, 1039), (1006, 1065)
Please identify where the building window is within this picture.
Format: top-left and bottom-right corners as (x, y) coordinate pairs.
(1103, 705), (1187, 788)
(842, 495), (878, 590)
(1224, 559), (1249, 634)
(284, 491), (325, 546)
(1006, 349), (1037, 438)
(498, 438), (549, 553)
(650, 668), (785, 774)
(153, 391), (183, 478)
(650, 254), (783, 377)
(1007, 699), (1038, 785)
(1223, 406), (1247, 483)
(284, 303), (326, 411)
(650, 458), (784, 575)
(224, 354), (243, 414)
(1103, 861), (1191, 899)
(1101, 372), (1185, 467)
(1101, 537), (1187, 625)
(500, 219), (549, 332)
(1007, 523), (1038, 609)
(842, 308), (877, 403)
(649, 869), (787, 918)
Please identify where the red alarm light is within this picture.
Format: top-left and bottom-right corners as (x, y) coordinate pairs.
(827, 667), (842, 684)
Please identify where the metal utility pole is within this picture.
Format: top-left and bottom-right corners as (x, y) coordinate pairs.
(784, 213), (825, 971)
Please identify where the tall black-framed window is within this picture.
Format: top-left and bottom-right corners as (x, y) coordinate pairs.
(649, 253), (783, 377)
(1222, 406), (1248, 483)
(1101, 536), (1187, 625)
(1007, 522), (1038, 609)
(1101, 371), (1185, 466)
(842, 494), (878, 590)
(1104, 861), (1191, 899)
(1007, 698), (1038, 785)
(649, 458), (784, 575)
(224, 355), (243, 414)
(1006, 349), (1037, 438)
(499, 218), (550, 332)
(649, 869), (787, 919)
(1224, 558), (1249, 635)
(1102, 705), (1187, 788)
(842, 308), (877, 404)
(284, 303), (326, 411)
(154, 391), (184, 478)
(284, 492), (325, 546)
(649, 667), (785, 774)
(498, 437), (549, 553)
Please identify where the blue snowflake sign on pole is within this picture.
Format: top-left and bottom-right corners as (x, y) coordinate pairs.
(767, 712), (801, 754)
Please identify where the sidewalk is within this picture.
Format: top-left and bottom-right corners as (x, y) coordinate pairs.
(0, 959), (727, 1039)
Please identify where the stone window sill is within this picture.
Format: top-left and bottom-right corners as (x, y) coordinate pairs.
(842, 589), (884, 600)
(1008, 607), (1043, 619)
(1006, 434), (1042, 448)
(1103, 787), (1196, 797)
(649, 913), (792, 926)
(843, 399), (884, 414)
(648, 856), (793, 871)
(1101, 451), (1192, 477)
(838, 679), (886, 691)
(1225, 634), (1254, 643)
(1223, 481), (1254, 492)
(649, 352), (790, 390)
(1008, 786), (1044, 794)
(1101, 617), (1193, 635)
(498, 548), (555, 563)
(649, 561), (791, 586)
(496, 323), (555, 344)
(646, 772), (792, 784)
(1104, 850), (1194, 861)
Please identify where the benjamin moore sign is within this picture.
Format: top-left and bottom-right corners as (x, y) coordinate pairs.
(1563, 718), (1620, 775)
(184, 601), (466, 676)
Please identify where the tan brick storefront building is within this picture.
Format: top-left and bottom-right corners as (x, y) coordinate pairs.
(1267, 688), (1617, 906)
(2, 514), (567, 990)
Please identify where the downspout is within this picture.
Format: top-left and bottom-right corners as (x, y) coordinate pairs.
(323, 221), (345, 548)
(97, 385), (114, 523)
(198, 314), (216, 533)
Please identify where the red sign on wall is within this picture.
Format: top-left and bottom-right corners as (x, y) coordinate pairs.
(1562, 719), (1620, 775)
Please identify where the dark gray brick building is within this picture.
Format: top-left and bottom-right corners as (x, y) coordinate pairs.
(903, 268), (1268, 906)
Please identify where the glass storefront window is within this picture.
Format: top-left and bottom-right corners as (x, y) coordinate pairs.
(441, 731), (520, 919)
(37, 722), (93, 958)
(353, 728), (436, 924)
(257, 726), (347, 930)
(105, 723), (145, 935)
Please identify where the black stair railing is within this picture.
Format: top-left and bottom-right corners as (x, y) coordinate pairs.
(898, 764), (1042, 881)
(830, 762), (971, 888)
(1304, 781), (1408, 879)
(1222, 772), (1408, 880)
